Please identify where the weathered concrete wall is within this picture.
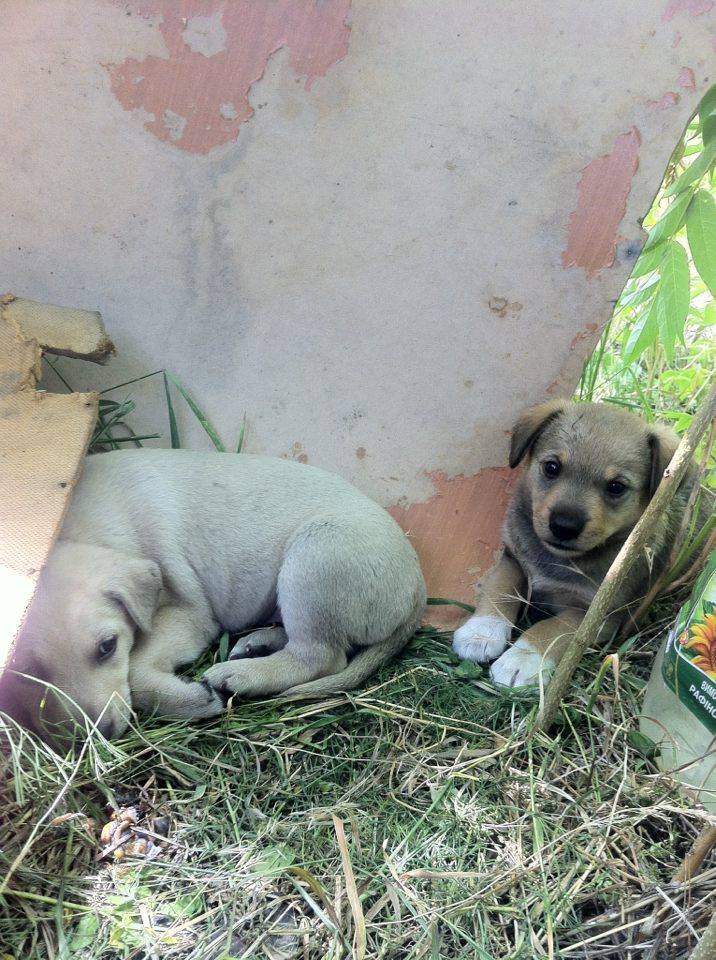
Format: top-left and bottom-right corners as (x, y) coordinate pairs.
(1, 1), (713, 619)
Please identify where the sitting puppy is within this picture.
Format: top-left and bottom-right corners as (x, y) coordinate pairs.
(3, 450), (426, 739)
(453, 400), (692, 688)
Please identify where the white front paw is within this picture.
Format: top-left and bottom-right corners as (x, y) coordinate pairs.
(452, 615), (512, 663)
(489, 638), (555, 689)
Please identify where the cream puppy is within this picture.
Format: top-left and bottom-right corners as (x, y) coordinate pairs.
(4, 450), (425, 738)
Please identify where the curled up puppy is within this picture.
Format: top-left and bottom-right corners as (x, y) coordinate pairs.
(1, 450), (426, 740)
(453, 400), (698, 689)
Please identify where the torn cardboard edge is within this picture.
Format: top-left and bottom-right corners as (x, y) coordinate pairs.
(0, 293), (114, 675)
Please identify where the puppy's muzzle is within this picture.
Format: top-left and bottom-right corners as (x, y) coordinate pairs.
(548, 507), (586, 544)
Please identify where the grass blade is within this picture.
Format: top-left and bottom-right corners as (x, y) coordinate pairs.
(236, 414), (247, 454)
(333, 816), (366, 960)
(426, 597), (476, 614)
(166, 373), (225, 452)
(162, 371), (181, 449)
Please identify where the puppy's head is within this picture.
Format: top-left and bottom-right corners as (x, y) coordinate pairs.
(2, 541), (161, 742)
(509, 400), (678, 558)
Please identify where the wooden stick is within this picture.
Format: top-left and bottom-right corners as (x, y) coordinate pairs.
(535, 380), (716, 732)
(621, 421), (715, 637)
(688, 907), (716, 960)
(673, 825), (716, 885)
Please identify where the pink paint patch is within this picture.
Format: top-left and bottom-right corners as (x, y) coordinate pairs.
(561, 128), (641, 279)
(672, 29), (682, 46)
(106, 0), (351, 154)
(569, 322), (600, 351)
(677, 66), (697, 91)
(662, 0), (714, 20)
(647, 92), (680, 110)
(389, 468), (516, 627)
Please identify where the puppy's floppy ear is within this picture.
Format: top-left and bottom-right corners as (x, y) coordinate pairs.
(106, 557), (162, 633)
(509, 399), (568, 468)
(646, 423), (680, 498)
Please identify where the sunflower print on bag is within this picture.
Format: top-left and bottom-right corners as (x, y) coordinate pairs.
(679, 607), (716, 678)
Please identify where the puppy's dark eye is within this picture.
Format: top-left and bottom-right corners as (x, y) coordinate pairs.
(96, 635), (118, 663)
(606, 480), (628, 498)
(542, 459), (561, 479)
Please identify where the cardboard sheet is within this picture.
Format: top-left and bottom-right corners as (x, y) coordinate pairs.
(0, 294), (113, 673)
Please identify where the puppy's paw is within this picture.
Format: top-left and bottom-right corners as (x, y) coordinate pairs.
(184, 679), (225, 718)
(203, 661), (253, 699)
(489, 638), (555, 689)
(453, 615), (512, 663)
(229, 626), (288, 660)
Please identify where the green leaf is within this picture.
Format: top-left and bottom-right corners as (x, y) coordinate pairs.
(452, 660), (483, 680)
(686, 189), (716, 297)
(627, 730), (657, 759)
(69, 914), (100, 954)
(655, 241), (690, 360)
(623, 298), (659, 361)
(163, 371), (181, 449)
(629, 242), (667, 279)
(252, 845), (296, 876)
(643, 190), (692, 251)
(165, 892), (204, 920)
(617, 278), (658, 310)
(702, 301), (716, 327)
(699, 84), (716, 128)
(663, 140), (716, 197)
(701, 84), (716, 147)
(166, 373), (225, 452)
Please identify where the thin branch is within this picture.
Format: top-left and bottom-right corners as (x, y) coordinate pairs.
(673, 826), (716, 885)
(688, 906), (716, 960)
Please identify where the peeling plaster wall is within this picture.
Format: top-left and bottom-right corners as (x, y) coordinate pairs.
(1, 1), (714, 617)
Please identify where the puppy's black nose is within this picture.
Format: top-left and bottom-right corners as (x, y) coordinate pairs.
(549, 508), (586, 542)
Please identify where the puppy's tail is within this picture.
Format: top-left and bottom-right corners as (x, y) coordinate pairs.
(283, 607), (423, 700)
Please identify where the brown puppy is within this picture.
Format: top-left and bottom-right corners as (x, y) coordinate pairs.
(453, 400), (694, 687)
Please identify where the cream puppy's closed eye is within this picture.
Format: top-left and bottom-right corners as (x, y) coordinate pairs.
(7, 541), (162, 740)
(7, 449), (426, 739)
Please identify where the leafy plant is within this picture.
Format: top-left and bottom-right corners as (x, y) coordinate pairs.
(579, 88), (715, 600)
(579, 85), (715, 430)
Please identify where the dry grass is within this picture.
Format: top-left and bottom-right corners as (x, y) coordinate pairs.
(1, 609), (714, 960)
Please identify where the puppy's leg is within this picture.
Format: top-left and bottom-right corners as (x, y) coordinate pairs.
(132, 672), (225, 720)
(204, 515), (392, 698)
(453, 553), (525, 662)
(202, 590), (347, 698)
(130, 605), (224, 719)
(228, 626), (289, 660)
(204, 643), (347, 699)
(489, 608), (583, 688)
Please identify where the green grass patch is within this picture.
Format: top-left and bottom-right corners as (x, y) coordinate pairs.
(2, 621), (713, 959)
